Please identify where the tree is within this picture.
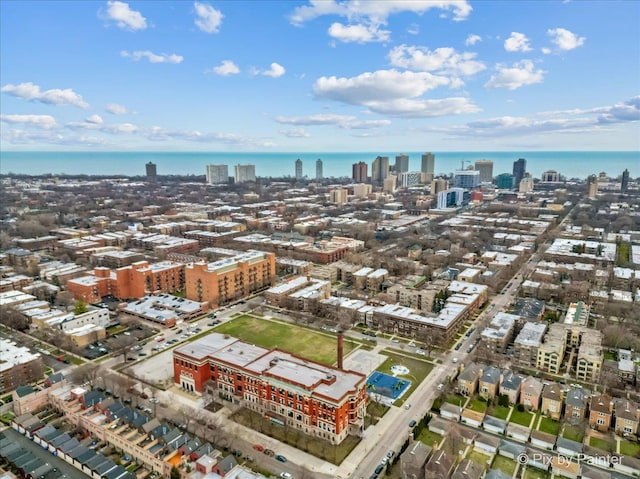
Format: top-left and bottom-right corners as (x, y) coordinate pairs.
(170, 466), (180, 479)
(73, 299), (89, 315)
(71, 363), (101, 388)
(0, 306), (30, 331)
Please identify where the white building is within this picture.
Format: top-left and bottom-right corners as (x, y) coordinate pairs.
(234, 164), (256, 183)
(206, 164), (229, 184)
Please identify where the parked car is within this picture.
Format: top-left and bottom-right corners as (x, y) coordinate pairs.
(263, 449), (275, 457)
(280, 473), (292, 479)
(275, 455), (287, 463)
(408, 420), (417, 427)
(253, 444), (264, 452)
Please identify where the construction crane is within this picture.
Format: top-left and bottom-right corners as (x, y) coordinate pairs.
(461, 160), (471, 170)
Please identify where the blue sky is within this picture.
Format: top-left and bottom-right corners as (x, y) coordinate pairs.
(1, 0), (639, 152)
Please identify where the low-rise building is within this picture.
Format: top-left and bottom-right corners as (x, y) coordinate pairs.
(0, 339), (43, 395)
(614, 399), (639, 437)
(589, 394), (613, 432)
(541, 383), (563, 420)
(520, 376), (543, 410)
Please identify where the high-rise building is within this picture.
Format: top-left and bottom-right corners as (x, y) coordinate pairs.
(400, 171), (421, 188)
(421, 152), (435, 183)
(513, 158), (526, 186)
(436, 188), (468, 209)
(145, 162), (157, 182)
(353, 183), (372, 197)
(587, 174), (598, 199)
(541, 170), (560, 182)
(453, 170), (480, 189)
(519, 175), (534, 193)
(352, 161), (368, 183)
(621, 168), (630, 193)
(316, 158), (323, 180)
(372, 156), (389, 185)
(329, 188), (348, 204)
(431, 177), (448, 195)
(496, 173), (515, 190)
(234, 164), (256, 183)
(383, 175), (397, 193)
(206, 164), (229, 184)
(395, 154), (409, 174)
(475, 160), (494, 183)
(295, 158), (303, 180)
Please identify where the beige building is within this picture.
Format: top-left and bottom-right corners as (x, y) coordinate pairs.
(536, 324), (566, 375)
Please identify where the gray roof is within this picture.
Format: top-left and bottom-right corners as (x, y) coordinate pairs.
(580, 464), (611, 479)
(486, 470), (512, 479)
(499, 439), (526, 456)
(566, 388), (590, 408)
(557, 437), (583, 453)
(484, 416), (507, 430)
(500, 371), (523, 391)
(459, 362), (483, 382)
(452, 459), (483, 479)
(481, 366), (501, 385)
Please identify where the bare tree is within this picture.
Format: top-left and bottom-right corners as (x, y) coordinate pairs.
(0, 306), (30, 331)
(70, 363), (101, 388)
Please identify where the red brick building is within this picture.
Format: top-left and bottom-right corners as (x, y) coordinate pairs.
(173, 332), (367, 444)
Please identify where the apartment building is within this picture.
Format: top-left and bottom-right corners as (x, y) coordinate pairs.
(513, 322), (547, 368)
(184, 250), (275, 307)
(173, 333), (367, 445)
(536, 324), (566, 375)
(480, 312), (518, 354)
(0, 339), (43, 394)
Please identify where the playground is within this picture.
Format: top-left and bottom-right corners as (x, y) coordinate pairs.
(366, 371), (411, 401)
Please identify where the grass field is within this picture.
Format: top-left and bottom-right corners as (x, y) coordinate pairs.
(524, 468), (551, 479)
(589, 435), (614, 452)
(510, 408), (535, 427)
(467, 450), (491, 468)
(538, 417), (560, 435)
(468, 398), (488, 413)
(213, 315), (359, 365)
(620, 439), (640, 457)
(561, 425), (585, 443)
(491, 455), (517, 475)
(377, 350), (434, 405)
(417, 429), (443, 448)
(487, 405), (511, 420)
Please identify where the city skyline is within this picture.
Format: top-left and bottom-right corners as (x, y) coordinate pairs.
(1, 1), (639, 153)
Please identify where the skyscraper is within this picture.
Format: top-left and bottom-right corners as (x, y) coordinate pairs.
(206, 164), (229, 184)
(513, 158), (526, 186)
(316, 158), (323, 180)
(145, 162), (157, 182)
(395, 154), (409, 174)
(372, 156), (389, 185)
(295, 159), (303, 180)
(621, 168), (630, 193)
(496, 173), (515, 190)
(421, 152), (435, 183)
(352, 161), (368, 183)
(234, 164), (256, 183)
(587, 174), (598, 198)
(474, 159), (494, 183)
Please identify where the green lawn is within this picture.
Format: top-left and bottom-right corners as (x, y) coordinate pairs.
(377, 350), (434, 405)
(444, 394), (467, 407)
(468, 398), (488, 413)
(538, 417), (560, 435)
(491, 455), (517, 476)
(603, 350), (617, 361)
(589, 435), (614, 452)
(488, 405), (511, 420)
(467, 450), (491, 468)
(562, 425), (585, 443)
(417, 429), (443, 448)
(510, 408), (535, 427)
(212, 315), (359, 365)
(619, 440), (640, 458)
(524, 468), (551, 479)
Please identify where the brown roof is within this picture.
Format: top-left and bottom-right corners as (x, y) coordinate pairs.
(590, 394), (612, 414)
(615, 399), (639, 421)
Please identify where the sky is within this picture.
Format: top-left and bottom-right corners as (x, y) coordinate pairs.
(1, 0), (639, 153)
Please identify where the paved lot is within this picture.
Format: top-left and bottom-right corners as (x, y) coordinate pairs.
(342, 349), (387, 376)
(1, 426), (91, 479)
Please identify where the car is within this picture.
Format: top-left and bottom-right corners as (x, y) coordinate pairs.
(381, 457), (388, 465)
(415, 349), (426, 355)
(275, 455), (287, 463)
(156, 337), (165, 342)
(437, 383), (444, 390)
(454, 343), (462, 350)
(233, 449), (243, 457)
(280, 473), (293, 479)
(452, 357), (458, 363)
(466, 345), (474, 353)
(387, 450), (395, 459)
(404, 403), (411, 410)
(408, 342), (416, 347)
(253, 444), (264, 452)
(375, 465), (384, 474)
(263, 449), (275, 457)
(408, 420), (417, 427)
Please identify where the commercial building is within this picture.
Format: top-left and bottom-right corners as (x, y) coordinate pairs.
(475, 160), (494, 183)
(234, 164), (256, 183)
(431, 177), (448, 195)
(496, 173), (515, 190)
(173, 332), (367, 444)
(541, 170), (560, 182)
(184, 250), (275, 307)
(372, 156), (390, 185)
(206, 164), (229, 185)
(453, 170), (480, 189)
(421, 152), (435, 183)
(295, 159), (303, 180)
(621, 168), (630, 193)
(0, 339), (43, 394)
(123, 294), (207, 327)
(436, 188), (468, 209)
(316, 158), (323, 180)
(400, 171), (422, 188)
(519, 175), (534, 193)
(145, 162), (157, 182)
(513, 158), (526, 186)
(352, 161), (368, 183)
(395, 154), (409, 174)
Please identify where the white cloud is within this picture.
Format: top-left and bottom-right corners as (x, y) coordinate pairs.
(279, 128), (311, 138)
(504, 32), (532, 52)
(547, 27), (585, 51)
(388, 44), (485, 77)
(275, 113), (391, 129)
(121, 50), (183, 64)
(103, 1), (147, 30)
(407, 23), (420, 35)
(86, 114), (103, 124)
(313, 69), (479, 117)
(328, 22), (390, 43)
(465, 34), (481, 46)
(106, 103), (128, 114)
(0, 114), (58, 129)
(66, 119), (139, 134)
(541, 47), (551, 55)
(289, 0), (472, 26)
(1, 129), (108, 146)
(484, 60), (545, 90)
(1, 82), (89, 109)
(211, 60), (240, 76)
(257, 62), (286, 78)
(194, 2), (223, 33)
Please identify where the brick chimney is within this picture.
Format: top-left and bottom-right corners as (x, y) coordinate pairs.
(337, 331), (344, 370)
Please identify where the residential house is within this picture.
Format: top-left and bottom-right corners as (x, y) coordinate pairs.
(425, 450), (454, 477)
(541, 383), (563, 420)
(499, 371), (522, 404)
(564, 388), (590, 423)
(212, 455), (237, 477)
(479, 366), (501, 400)
(520, 376), (543, 410)
(614, 399), (639, 437)
(589, 394), (613, 432)
(452, 459), (484, 479)
(458, 363), (483, 396)
(400, 441), (432, 479)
